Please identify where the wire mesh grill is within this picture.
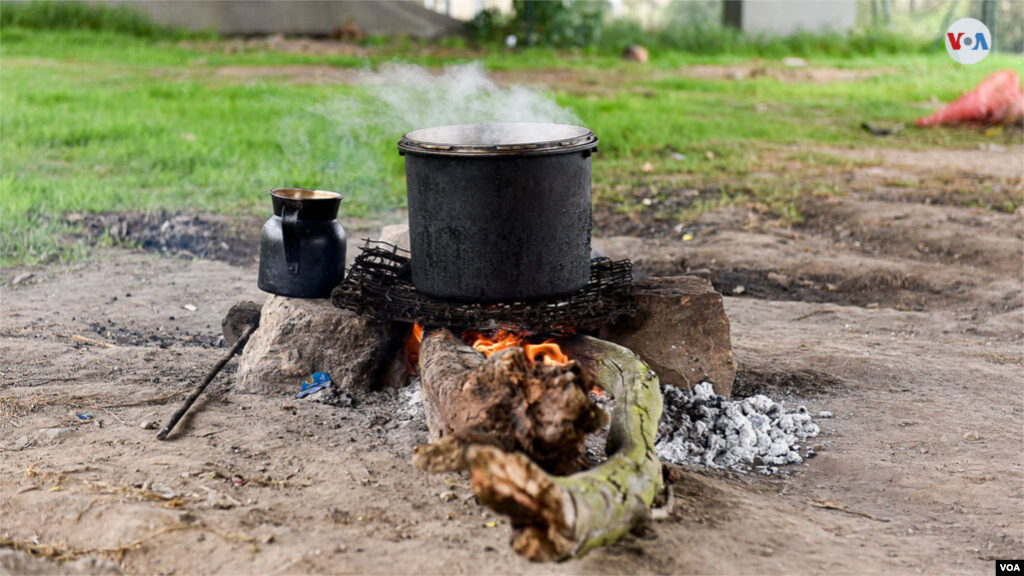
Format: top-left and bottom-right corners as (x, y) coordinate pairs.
(331, 239), (635, 332)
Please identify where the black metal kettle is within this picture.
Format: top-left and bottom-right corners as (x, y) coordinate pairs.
(257, 187), (346, 298)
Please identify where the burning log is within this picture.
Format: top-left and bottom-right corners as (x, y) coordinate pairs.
(414, 329), (606, 475)
(415, 331), (663, 561)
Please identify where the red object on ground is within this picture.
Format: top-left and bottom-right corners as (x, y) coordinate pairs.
(916, 70), (1024, 126)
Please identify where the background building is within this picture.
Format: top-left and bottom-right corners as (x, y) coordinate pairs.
(723, 0), (857, 34)
(423, 0), (512, 22)
(423, 0), (675, 27)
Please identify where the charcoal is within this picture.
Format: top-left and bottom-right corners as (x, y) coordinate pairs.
(656, 382), (822, 475)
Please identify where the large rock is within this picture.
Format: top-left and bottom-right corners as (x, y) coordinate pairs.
(235, 295), (402, 395)
(378, 222), (410, 251)
(602, 276), (735, 397)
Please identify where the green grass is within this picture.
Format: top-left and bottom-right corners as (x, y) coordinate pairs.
(598, 20), (933, 59)
(0, 0), (210, 39)
(2, 27), (1022, 265)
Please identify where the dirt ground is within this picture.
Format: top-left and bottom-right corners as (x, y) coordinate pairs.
(154, 60), (886, 99)
(1, 145), (1022, 575)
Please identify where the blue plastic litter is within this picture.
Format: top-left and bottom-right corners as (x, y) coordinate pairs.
(296, 372), (332, 399)
(75, 413), (93, 421)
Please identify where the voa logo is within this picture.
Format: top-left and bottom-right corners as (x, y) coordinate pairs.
(945, 18), (992, 65)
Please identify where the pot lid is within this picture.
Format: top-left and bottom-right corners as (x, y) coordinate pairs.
(398, 122), (597, 157)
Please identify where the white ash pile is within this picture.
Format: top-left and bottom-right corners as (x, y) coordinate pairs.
(656, 382), (826, 475)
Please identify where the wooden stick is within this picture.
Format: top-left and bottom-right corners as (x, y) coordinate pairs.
(70, 334), (117, 348)
(156, 324), (254, 441)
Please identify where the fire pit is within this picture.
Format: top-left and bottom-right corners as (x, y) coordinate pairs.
(234, 122), (737, 562)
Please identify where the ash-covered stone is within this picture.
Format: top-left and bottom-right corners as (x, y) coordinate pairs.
(656, 382), (821, 474)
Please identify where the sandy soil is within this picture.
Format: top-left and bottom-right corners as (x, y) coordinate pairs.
(1, 146), (1022, 575)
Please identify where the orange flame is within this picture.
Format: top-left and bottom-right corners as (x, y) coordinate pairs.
(405, 324), (424, 374)
(525, 340), (570, 366)
(463, 330), (570, 366)
(464, 330), (518, 356)
(405, 326), (571, 370)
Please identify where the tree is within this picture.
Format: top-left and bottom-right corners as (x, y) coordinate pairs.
(978, 0), (995, 50)
(512, 0), (607, 48)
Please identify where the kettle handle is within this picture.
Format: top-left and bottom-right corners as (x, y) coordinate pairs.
(282, 204), (301, 274)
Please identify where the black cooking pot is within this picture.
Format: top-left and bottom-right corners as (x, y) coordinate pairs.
(257, 187), (346, 298)
(399, 122), (598, 302)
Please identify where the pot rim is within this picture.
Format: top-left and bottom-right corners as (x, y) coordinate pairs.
(270, 187), (343, 201)
(398, 122), (598, 158)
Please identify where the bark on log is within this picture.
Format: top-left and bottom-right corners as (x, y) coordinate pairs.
(468, 336), (663, 561)
(416, 332), (664, 562)
(415, 329), (606, 476)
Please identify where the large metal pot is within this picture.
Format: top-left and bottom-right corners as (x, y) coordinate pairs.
(399, 122), (598, 302)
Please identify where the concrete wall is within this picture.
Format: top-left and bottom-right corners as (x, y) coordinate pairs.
(724, 0), (858, 35)
(99, 0), (464, 38)
(107, 0), (335, 35)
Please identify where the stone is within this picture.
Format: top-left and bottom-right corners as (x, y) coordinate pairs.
(378, 222), (410, 251)
(11, 273), (34, 286)
(622, 45), (649, 63)
(36, 428), (76, 444)
(235, 295), (403, 395)
(221, 301), (262, 346)
(601, 276), (736, 397)
(1, 549), (121, 576)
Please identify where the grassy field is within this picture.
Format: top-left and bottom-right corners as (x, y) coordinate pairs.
(2, 26), (1022, 265)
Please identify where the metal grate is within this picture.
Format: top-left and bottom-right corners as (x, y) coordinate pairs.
(332, 240), (635, 332)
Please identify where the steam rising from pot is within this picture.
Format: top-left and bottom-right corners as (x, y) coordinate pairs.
(278, 63), (582, 212)
(350, 62), (581, 128)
